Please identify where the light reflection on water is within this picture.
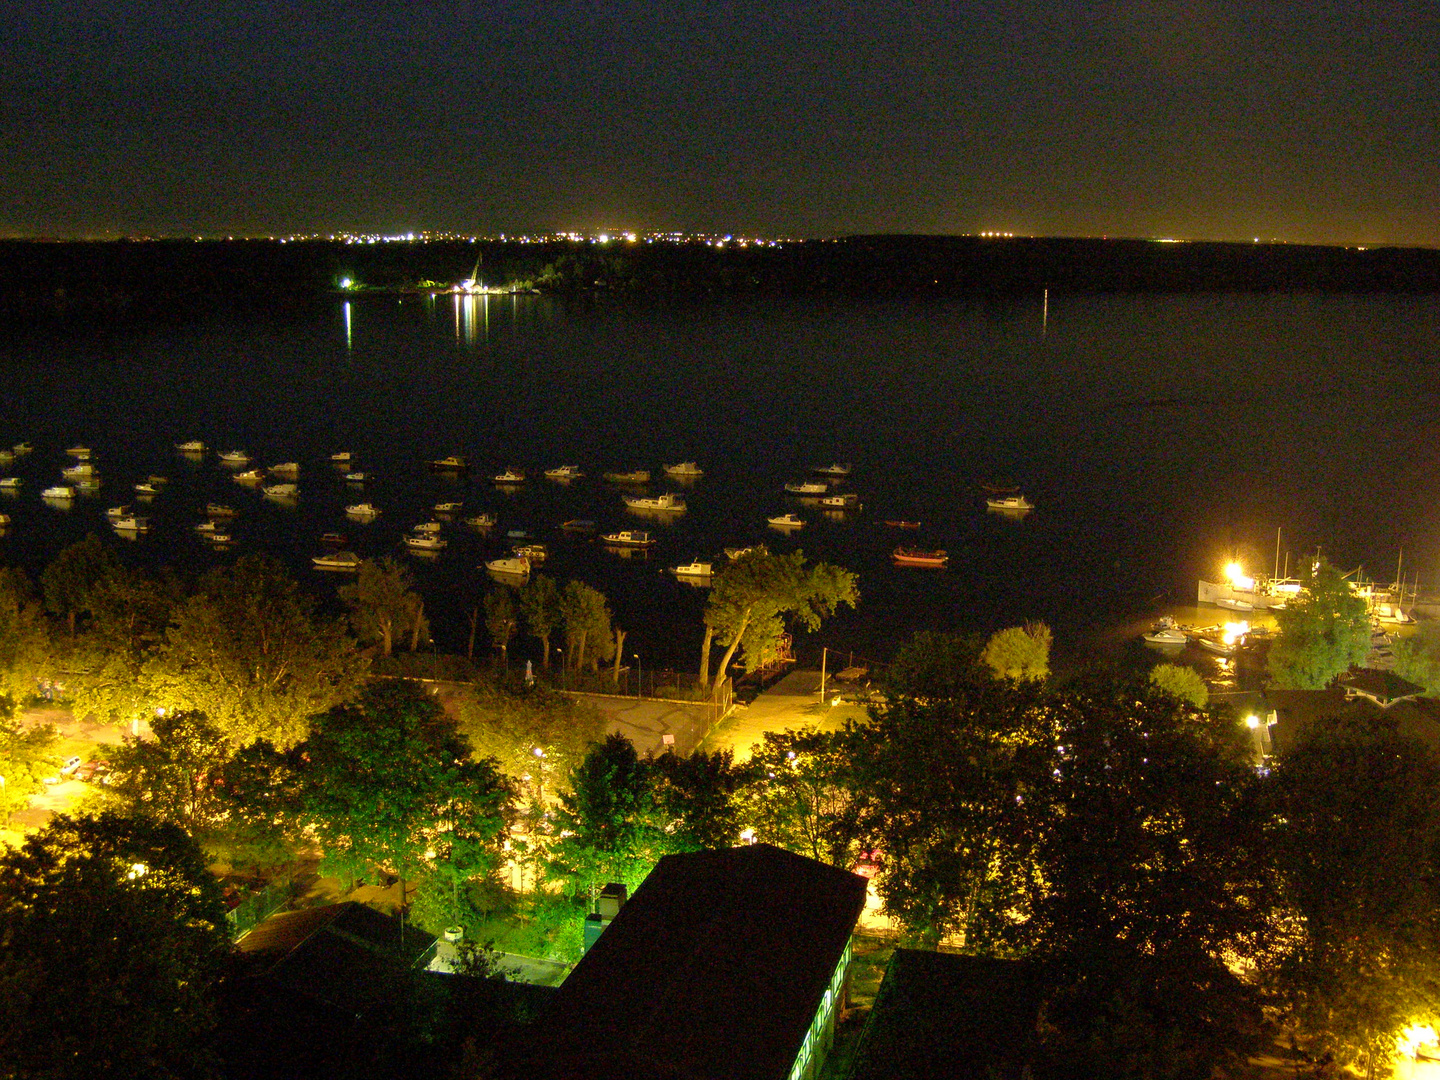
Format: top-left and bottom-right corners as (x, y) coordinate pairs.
(1, 290), (1438, 674)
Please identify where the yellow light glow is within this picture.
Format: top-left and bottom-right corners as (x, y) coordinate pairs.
(1398, 1024), (1438, 1057)
(1222, 620), (1250, 646)
(1245, 714), (1260, 729)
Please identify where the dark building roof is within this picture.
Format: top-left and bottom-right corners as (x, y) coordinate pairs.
(1265, 688), (1440, 756)
(846, 950), (1042, 1080)
(516, 843), (869, 1080)
(1339, 667), (1425, 706)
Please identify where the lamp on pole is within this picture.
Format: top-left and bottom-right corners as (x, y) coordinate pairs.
(634, 653), (642, 700)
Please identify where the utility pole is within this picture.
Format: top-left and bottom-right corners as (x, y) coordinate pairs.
(819, 646), (827, 701)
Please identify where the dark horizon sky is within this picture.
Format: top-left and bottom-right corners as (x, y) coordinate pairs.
(3, 2), (1436, 246)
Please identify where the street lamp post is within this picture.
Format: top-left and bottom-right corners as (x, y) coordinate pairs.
(634, 653), (641, 700)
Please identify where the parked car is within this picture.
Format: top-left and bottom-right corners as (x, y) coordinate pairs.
(59, 755), (83, 777)
(76, 760), (111, 783)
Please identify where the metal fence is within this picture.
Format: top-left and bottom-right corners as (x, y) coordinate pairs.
(225, 877), (292, 941)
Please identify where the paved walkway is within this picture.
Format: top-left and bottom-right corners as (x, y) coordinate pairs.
(702, 669), (874, 762)
(576, 694), (717, 758)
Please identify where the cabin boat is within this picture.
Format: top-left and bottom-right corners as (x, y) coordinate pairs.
(194, 520), (225, 535)
(262, 483), (298, 498)
(892, 547), (948, 568)
(345, 503), (381, 518)
(65, 446), (93, 459)
(13, 442), (33, 454)
(623, 492), (686, 512)
(313, 551), (362, 571)
(434, 501), (463, 513)
(175, 440), (206, 453)
(268, 462), (300, 478)
(111, 516), (150, 532)
(218, 450), (250, 465)
(820, 492), (860, 509)
(205, 503), (238, 518)
(330, 451), (353, 463)
(812, 463), (852, 477)
(674, 560), (714, 578)
(233, 468), (267, 483)
(0, 477), (22, 490)
(601, 530), (656, 547)
(603, 469), (651, 484)
(344, 472), (366, 482)
(544, 465), (583, 480)
(429, 455), (469, 472)
(42, 486), (75, 500)
(485, 556), (531, 576)
(784, 481), (828, 495)
(319, 531), (346, 546)
(465, 513), (498, 528)
(134, 482), (161, 496)
(512, 543), (548, 562)
(986, 495), (1034, 512)
(411, 520), (442, 534)
(106, 505), (131, 519)
(767, 512), (805, 528)
(663, 462), (704, 477)
(404, 533), (447, 550)
(62, 463), (97, 479)
(494, 468), (526, 484)
(561, 519), (596, 533)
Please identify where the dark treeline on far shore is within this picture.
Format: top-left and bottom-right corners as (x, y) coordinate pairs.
(2, 234), (1439, 325)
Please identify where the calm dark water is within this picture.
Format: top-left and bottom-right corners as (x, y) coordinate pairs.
(2, 290), (1439, 673)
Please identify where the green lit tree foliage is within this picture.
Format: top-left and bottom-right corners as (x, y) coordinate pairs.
(1021, 675), (1272, 1080)
(0, 812), (230, 1080)
(338, 556), (427, 658)
(550, 733), (666, 897)
(561, 580), (614, 672)
(519, 573), (564, 669)
(0, 719), (58, 825)
(1263, 716), (1440, 1080)
(1147, 662), (1210, 708)
(455, 680), (607, 804)
(700, 549), (858, 690)
(1267, 558), (1371, 689)
(747, 728), (861, 869)
(294, 681), (511, 904)
(882, 629), (989, 699)
(102, 710), (233, 831)
(148, 554), (366, 749)
(40, 533), (120, 635)
(652, 748), (752, 851)
(1392, 621), (1440, 695)
(0, 565), (49, 705)
(63, 565), (174, 725)
(980, 621), (1052, 681)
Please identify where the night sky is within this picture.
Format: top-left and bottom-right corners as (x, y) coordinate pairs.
(3, 2), (1436, 245)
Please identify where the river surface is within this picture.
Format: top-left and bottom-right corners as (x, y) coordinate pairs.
(2, 290), (1438, 677)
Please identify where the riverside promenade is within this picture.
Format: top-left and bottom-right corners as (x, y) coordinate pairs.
(702, 669), (874, 762)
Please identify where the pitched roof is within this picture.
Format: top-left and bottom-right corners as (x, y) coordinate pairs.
(518, 843), (868, 1080)
(847, 951), (1042, 1080)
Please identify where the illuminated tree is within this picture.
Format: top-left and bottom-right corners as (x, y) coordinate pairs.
(0, 565), (50, 705)
(980, 621), (1052, 681)
(1148, 662), (1209, 708)
(338, 556), (427, 659)
(0, 812), (230, 1080)
(63, 565), (173, 725)
(561, 580), (614, 673)
(0, 719), (58, 825)
(550, 733), (666, 897)
(701, 549), (858, 690)
(1266, 558), (1370, 689)
(652, 748), (752, 851)
(40, 533), (119, 635)
(747, 728), (860, 868)
(519, 573), (564, 669)
(456, 680), (607, 805)
(484, 586), (519, 663)
(102, 710), (233, 831)
(147, 554), (366, 749)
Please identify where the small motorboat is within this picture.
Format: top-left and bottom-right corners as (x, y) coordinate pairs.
(623, 492), (686, 512)
(784, 481), (829, 495)
(434, 501), (464, 513)
(344, 472), (367, 483)
(218, 450), (251, 465)
(986, 495), (1033, 512)
(493, 468), (526, 485)
(603, 469), (651, 484)
(465, 513), (498, 528)
(268, 462), (300, 478)
(345, 503), (381, 518)
(262, 483), (298, 498)
(134, 482), (161, 496)
(65, 446), (93, 459)
(233, 468), (266, 483)
(175, 440), (207, 453)
(512, 543), (548, 562)
(544, 465), (583, 481)
(205, 503), (239, 519)
(601, 530), (656, 547)
(674, 560), (714, 578)
(485, 556), (531, 577)
(313, 551), (363, 571)
(411, 520), (442, 534)
(812, 463), (852, 477)
(111, 516), (150, 532)
(892, 547), (948, 568)
(106, 505), (132, 519)
(428, 455), (469, 472)
(506, 528), (531, 540)
(194, 520), (225, 535)
(663, 462), (704, 478)
(1212, 597), (1255, 612)
(62, 463), (97, 479)
(883, 520), (922, 529)
(0, 477), (22, 490)
(200, 531), (232, 544)
(42, 486), (75, 500)
(319, 531), (347, 546)
(561, 519), (596, 533)
(767, 512), (805, 528)
(330, 451), (353, 463)
(404, 533), (447, 550)
(820, 493), (860, 509)
(13, 442), (34, 454)
(1142, 617), (1188, 646)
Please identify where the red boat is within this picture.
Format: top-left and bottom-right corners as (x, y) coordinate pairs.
(883, 520), (922, 529)
(892, 546), (948, 568)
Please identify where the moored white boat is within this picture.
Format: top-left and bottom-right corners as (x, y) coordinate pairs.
(1142, 617), (1189, 646)
(512, 543), (548, 562)
(106, 505), (132, 519)
(111, 515), (150, 532)
(465, 513), (498, 528)
(205, 503), (239, 518)
(313, 550), (363, 571)
(404, 533), (447, 550)
(603, 468), (651, 484)
(433, 501), (463, 513)
(411, 520), (441, 534)
(485, 555), (531, 576)
(345, 503), (381, 518)
(268, 462), (300, 477)
(892, 547), (948, 568)
(493, 468), (526, 484)
(330, 451), (353, 463)
(784, 481), (828, 495)
(194, 520), (225, 535)
(262, 483), (298, 498)
(820, 492), (860, 509)
(0, 477), (22, 490)
(233, 468), (267, 483)
(812, 463), (852, 477)
(218, 450), (251, 465)
(43, 486), (75, 500)
(663, 462), (704, 477)
(134, 482), (161, 496)
(175, 440), (206, 453)
(344, 472), (367, 482)
(601, 530), (656, 547)
(429, 455), (469, 471)
(62, 462), (97, 479)
(544, 465), (583, 481)
(674, 560), (713, 577)
(13, 442), (34, 454)
(986, 495), (1034, 511)
(623, 492), (686, 512)
(767, 512), (805, 528)
(65, 446), (93, 459)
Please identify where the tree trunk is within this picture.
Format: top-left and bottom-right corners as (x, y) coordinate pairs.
(699, 623), (714, 690)
(710, 610), (752, 693)
(381, 615), (393, 659)
(575, 629), (588, 672)
(540, 632), (551, 669)
(467, 606), (479, 661)
(613, 627), (626, 686)
(410, 600), (425, 651)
